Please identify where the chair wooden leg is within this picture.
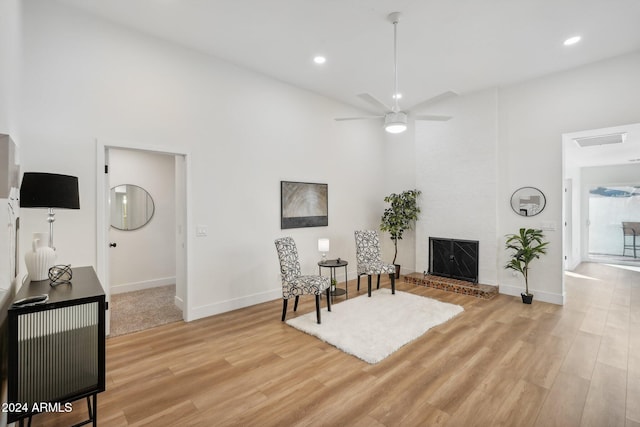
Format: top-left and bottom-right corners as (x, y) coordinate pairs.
(390, 273), (396, 294)
(376, 274), (380, 289)
(294, 295), (300, 311)
(315, 295), (321, 324)
(357, 275), (361, 291)
(281, 299), (288, 321)
(367, 275), (372, 297)
(326, 288), (332, 311)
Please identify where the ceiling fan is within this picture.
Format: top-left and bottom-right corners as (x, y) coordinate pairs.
(335, 12), (457, 134)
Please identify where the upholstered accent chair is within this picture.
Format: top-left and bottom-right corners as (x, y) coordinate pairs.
(274, 237), (331, 324)
(354, 230), (396, 297)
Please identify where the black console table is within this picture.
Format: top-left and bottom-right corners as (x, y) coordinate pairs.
(318, 259), (348, 302)
(8, 266), (106, 426)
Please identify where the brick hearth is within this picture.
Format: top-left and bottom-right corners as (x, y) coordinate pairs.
(404, 273), (498, 300)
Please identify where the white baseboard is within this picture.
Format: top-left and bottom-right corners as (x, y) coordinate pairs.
(188, 288), (281, 322)
(499, 284), (565, 305)
(174, 295), (184, 311)
(187, 266), (395, 322)
(110, 276), (176, 294)
(566, 259), (581, 270)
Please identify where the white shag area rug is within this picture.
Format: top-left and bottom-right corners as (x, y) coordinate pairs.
(286, 288), (464, 364)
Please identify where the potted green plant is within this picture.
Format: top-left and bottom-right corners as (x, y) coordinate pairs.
(504, 228), (549, 304)
(380, 189), (422, 279)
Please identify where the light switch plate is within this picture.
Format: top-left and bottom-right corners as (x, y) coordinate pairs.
(541, 221), (556, 231)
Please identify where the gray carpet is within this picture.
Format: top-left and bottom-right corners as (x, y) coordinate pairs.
(110, 285), (183, 337)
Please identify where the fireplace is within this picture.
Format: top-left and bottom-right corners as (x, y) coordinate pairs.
(428, 237), (479, 283)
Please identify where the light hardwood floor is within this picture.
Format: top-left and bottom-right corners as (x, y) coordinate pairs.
(36, 262), (639, 426)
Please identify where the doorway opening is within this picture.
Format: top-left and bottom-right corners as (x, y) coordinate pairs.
(562, 122), (640, 278)
(96, 140), (189, 336)
(107, 148), (183, 336)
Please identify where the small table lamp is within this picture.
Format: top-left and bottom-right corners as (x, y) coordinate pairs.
(19, 172), (80, 249)
(318, 238), (330, 264)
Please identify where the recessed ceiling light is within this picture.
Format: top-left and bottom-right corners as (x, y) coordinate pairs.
(564, 36), (581, 46)
(313, 56), (326, 64)
(392, 93), (402, 100)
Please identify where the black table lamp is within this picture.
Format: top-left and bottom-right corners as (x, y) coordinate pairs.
(19, 172), (80, 249)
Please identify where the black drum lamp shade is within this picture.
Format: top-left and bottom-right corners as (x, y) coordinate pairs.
(20, 172), (80, 209)
(20, 172), (80, 249)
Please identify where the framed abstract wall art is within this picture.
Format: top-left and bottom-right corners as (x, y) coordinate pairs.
(281, 181), (328, 229)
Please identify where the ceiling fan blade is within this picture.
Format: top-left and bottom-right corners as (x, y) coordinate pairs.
(414, 114), (452, 122)
(410, 90), (458, 111)
(357, 93), (391, 113)
(334, 116), (384, 121)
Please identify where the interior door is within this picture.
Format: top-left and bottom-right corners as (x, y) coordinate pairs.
(563, 179), (572, 269)
(103, 148), (111, 334)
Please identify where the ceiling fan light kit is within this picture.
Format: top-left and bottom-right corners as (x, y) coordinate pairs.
(334, 11), (457, 134)
(384, 112), (408, 134)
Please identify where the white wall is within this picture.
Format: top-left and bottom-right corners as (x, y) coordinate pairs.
(108, 148), (176, 294)
(378, 127), (420, 273)
(415, 89), (499, 285)
(497, 52), (640, 303)
(0, 0), (21, 134)
(15, 0), (401, 320)
(414, 52), (640, 304)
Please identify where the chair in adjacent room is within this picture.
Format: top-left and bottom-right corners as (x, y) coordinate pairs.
(274, 237), (331, 324)
(622, 222), (640, 258)
(354, 230), (396, 297)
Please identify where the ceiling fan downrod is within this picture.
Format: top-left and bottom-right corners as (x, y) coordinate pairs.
(389, 12), (401, 113)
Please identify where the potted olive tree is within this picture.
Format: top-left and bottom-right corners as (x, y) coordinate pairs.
(380, 189), (421, 279)
(504, 228), (549, 304)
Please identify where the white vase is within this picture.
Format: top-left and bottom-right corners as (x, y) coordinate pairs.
(25, 233), (57, 281)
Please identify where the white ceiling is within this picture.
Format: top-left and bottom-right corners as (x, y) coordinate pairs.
(57, 0), (640, 114)
(53, 0), (640, 168)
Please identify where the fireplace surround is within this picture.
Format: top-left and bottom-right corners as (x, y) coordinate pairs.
(428, 237), (479, 283)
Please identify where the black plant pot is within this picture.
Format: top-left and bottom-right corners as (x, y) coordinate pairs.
(394, 264), (401, 279)
(521, 293), (533, 304)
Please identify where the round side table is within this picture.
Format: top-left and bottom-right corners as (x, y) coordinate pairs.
(318, 259), (348, 302)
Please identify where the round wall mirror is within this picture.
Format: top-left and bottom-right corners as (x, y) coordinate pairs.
(510, 187), (546, 217)
(110, 184), (155, 230)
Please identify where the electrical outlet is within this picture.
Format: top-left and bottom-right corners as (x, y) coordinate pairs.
(196, 226), (208, 237)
